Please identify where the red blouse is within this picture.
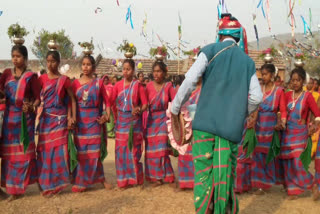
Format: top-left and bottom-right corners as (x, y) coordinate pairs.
(111, 79), (147, 106)
(264, 87), (287, 120)
(71, 79), (110, 107)
(0, 68), (40, 100)
(146, 82), (176, 104)
(285, 90), (320, 120)
(39, 74), (71, 95)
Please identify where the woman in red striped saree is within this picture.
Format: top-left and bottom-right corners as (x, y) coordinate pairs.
(71, 55), (112, 192)
(0, 45), (40, 201)
(37, 49), (76, 197)
(111, 59), (147, 188)
(280, 68), (320, 200)
(145, 61), (176, 186)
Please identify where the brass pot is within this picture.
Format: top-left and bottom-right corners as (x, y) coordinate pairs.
(47, 40), (59, 51)
(12, 37), (25, 45)
(155, 54), (165, 61)
(124, 52), (134, 59)
(83, 47), (93, 55)
(263, 53), (274, 63)
(294, 59), (305, 68)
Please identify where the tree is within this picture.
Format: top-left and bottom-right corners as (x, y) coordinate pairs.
(31, 29), (74, 63)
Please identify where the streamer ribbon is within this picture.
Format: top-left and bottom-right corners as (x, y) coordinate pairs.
(257, 0), (266, 18)
(301, 15), (312, 36)
(141, 13), (147, 37)
(289, 0), (296, 38)
(253, 14), (259, 50)
(266, 0), (271, 32)
(178, 12), (182, 40)
(126, 5), (134, 29)
(217, 0), (228, 19)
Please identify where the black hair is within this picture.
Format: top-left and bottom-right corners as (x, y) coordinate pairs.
(92, 73), (97, 78)
(137, 72), (144, 78)
(80, 73), (84, 78)
(275, 75), (281, 81)
(173, 74), (185, 86)
(152, 61), (168, 73)
(290, 68), (306, 81)
(123, 59), (135, 71)
(103, 75), (109, 81)
(261, 63), (276, 74)
(81, 55), (96, 71)
(11, 45), (28, 60)
(40, 69), (46, 75)
(46, 51), (61, 63)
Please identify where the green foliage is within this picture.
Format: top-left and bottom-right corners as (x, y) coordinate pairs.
(183, 46), (201, 57)
(259, 45), (278, 59)
(149, 46), (169, 58)
(117, 40), (137, 56)
(7, 23), (29, 39)
(78, 41), (94, 50)
(31, 29), (74, 62)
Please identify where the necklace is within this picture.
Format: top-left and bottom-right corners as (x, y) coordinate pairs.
(263, 83), (275, 100)
(290, 90), (303, 111)
(123, 80), (133, 111)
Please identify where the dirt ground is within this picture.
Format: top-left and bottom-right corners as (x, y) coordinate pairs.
(1, 139), (320, 214)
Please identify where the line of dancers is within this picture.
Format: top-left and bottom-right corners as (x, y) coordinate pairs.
(0, 41), (199, 201)
(235, 63), (320, 201)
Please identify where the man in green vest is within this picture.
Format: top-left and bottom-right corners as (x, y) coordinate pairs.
(171, 14), (263, 213)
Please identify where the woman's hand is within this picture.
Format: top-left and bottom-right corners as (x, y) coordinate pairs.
(22, 102), (33, 113)
(247, 110), (258, 129)
(247, 117), (256, 129)
(68, 117), (76, 130)
(308, 123), (317, 136)
(132, 106), (141, 116)
(97, 114), (108, 125)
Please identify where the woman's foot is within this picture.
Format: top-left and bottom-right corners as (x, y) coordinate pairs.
(168, 182), (176, 189)
(41, 193), (54, 198)
(0, 189), (8, 200)
(312, 185), (320, 201)
(150, 180), (163, 188)
(71, 186), (86, 193)
(37, 183), (43, 192)
(253, 188), (268, 195)
(7, 194), (23, 202)
(103, 182), (113, 190)
(288, 195), (299, 200)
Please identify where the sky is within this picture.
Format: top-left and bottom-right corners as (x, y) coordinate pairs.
(0, 0), (319, 60)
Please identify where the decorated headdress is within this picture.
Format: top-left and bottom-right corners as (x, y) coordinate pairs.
(216, 13), (248, 54)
